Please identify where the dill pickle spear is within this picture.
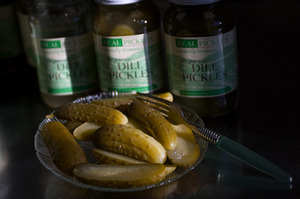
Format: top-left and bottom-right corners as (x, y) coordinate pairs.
(41, 121), (87, 175)
(91, 97), (134, 108)
(125, 117), (152, 135)
(92, 124), (167, 164)
(63, 121), (82, 133)
(92, 148), (146, 165)
(167, 136), (200, 167)
(73, 122), (102, 141)
(91, 97), (134, 112)
(172, 124), (197, 143)
(54, 103), (128, 125)
(128, 101), (178, 150)
(165, 164), (177, 175)
(73, 118), (151, 142)
(73, 163), (168, 188)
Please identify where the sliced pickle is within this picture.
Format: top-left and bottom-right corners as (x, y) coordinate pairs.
(73, 122), (102, 141)
(92, 124), (167, 164)
(167, 136), (200, 167)
(92, 148), (146, 165)
(129, 101), (177, 150)
(54, 103), (128, 125)
(73, 163), (168, 188)
(172, 124), (196, 143)
(41, 121), (87, 175)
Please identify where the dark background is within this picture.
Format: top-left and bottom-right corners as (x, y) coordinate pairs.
(1, 0), (299, 198)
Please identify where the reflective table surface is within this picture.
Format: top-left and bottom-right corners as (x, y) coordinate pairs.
(1, 1), (299, 198)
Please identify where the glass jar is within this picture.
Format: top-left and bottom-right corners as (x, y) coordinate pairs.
(92, 0), (166, 94)
(29, 0), (99, 108)
(163, 0), (239, 117)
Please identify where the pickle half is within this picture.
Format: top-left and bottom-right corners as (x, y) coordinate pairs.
(92, 124), (167, 164)
(73, 163), (168, 188)
(54, 103), (128, 125)
(41, 121), (87, 175)
(128, 101), (178, 150)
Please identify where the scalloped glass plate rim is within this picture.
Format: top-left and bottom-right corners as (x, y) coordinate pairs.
(34, 93), (208, 192)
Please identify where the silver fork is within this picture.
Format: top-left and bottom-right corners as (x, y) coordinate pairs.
(136, 93), (293, 183)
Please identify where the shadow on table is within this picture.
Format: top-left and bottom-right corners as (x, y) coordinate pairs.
(43, 165), (208, 199)
(42, 156), (293, 199)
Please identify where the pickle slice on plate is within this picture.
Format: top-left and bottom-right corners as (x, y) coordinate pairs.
(92, 148), (146, 165)
(73, 122), (102, 141)
(91, 97), (134, 112)
(167, 136), (200, 167)
(165, 164), (176, 175)
(41, 121), (87, 175)
(128, 101), (178, 150)
(73, 163), (168, 188)
(172, 124), (197, 143)
(93, 124), (167, 164)
(125, 117), (152, 135)
(54, 103), (128, 125)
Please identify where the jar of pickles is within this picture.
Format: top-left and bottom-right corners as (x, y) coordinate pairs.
(29, 0), (99, 108)
(92, 0), (166, 94)
(164, 0), (239, 117)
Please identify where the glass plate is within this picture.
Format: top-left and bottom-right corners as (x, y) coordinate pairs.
(34, 93), (208, 192)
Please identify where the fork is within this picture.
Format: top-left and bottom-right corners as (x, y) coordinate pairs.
(136, 93), (293, 183)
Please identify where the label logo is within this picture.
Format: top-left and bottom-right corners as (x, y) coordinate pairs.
(176, 39), (198, 48)
(102, 38), (123, 47)
(40, 40), (61, 49)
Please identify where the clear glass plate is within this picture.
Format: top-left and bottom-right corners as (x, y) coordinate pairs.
(34, 93), (208, 192)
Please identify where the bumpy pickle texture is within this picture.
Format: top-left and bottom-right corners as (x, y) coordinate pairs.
(128, 101), (178, 150)
(54, 103), (128, 125)
(41, 121), (87, 175)
(92, 124), (167, 164)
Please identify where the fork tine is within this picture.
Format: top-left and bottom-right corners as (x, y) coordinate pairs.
(137, 92), (173, 105)
(135, 96), (170, 110)
(181, 106), (199, 123)
(135, 97), (169, 117)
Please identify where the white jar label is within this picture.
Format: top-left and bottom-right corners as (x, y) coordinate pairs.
(165, 28), (238, 97)
(32, 33), (98, 95)
(93, 29), (165, 93)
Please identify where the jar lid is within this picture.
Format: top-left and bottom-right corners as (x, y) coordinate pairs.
(94, 0), (141, 5)
(168, 0), (221, 5)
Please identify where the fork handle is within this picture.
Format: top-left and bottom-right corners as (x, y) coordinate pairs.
(215, 136), (293, 183)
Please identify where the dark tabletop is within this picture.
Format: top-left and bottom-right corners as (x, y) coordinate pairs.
(0, 0), (299, 198)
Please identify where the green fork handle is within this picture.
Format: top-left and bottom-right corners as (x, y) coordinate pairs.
(215, 136), (293, 183)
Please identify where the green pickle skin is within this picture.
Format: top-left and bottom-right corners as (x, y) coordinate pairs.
(163, 1), (238, 117)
